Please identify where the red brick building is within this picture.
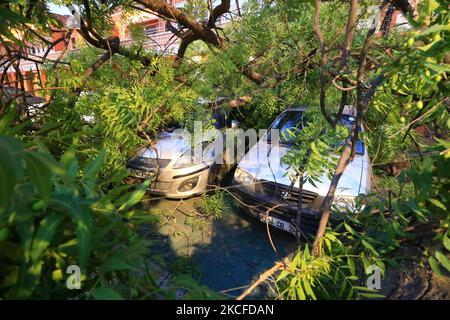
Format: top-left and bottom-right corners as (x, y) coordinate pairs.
(1, 0), (236, 96)
(1, 1), (406, 97)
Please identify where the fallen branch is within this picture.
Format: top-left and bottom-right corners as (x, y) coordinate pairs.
(236, 258), (289, 300)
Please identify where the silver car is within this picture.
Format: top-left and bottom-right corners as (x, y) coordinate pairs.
(127, 113), (239, 198)
(232, 106), (372, 236)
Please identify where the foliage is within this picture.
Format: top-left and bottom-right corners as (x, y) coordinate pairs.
(282, 110), (348, 187)
(1, 0), (449, 301)
(410, 139), (450, 275)
(0, 135), (161, 299)
(0, 1), (61, 45)
(367, 0), (449, 163)
(276, 226), (390, 300)
(197, 189), (231, 220)
(0, 23), (206, 301)
(275, 0), (449, 300)
(37, 45), (199, 178)
(276, 117), (449, 299)
(368, 0), (449, 274)
(183, 0), (352, 129)
(276, 245), (331, 300)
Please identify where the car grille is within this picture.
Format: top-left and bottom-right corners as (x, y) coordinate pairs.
(260, 180), (319, 207)
(127, 156), (171, 171)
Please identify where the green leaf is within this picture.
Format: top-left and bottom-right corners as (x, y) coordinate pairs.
(435, 251), (450, 273)
(418, 24), (450, 37)
(424, 62), (450, 74)
(51, 195), (92, 268)
(51, 269), (64, 282)
(277, 270), (290, 282)
(359, 292), (385, 299)
(31, 151), (66, 176)
(443, 236), (450, 252)
(361, 239), (379, 256)
(344, 223), (358, 236)
(118, 179), (151, 211)
(91, 286), (123, 300)
(310, 141), (321, 156)
(24, 152), (53, 205)
(418, 39), (439, 52)
(428, 256), (442, 276)
(30, 213), (63, 262)
(347, 256), (356, 276)
(302, 280), (317, 300)
(15, 217), (35, 263)
(429, 198), (446, 211)
(100, 255), (135, 274)
(83, 149), (106, 182)
(296, 283), (306, 300)
(0, 136), (23, 214)
(33, 138), (51, 155)
(15, 261), (43, 299)
(60, 144), (79, 178)
(0, 227), (10, 241)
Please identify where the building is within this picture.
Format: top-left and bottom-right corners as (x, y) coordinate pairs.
(0, 13), (78, 96)
(0, 1), (239, 96)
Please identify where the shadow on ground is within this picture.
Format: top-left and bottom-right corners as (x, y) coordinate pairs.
(144, 196), (299, 299)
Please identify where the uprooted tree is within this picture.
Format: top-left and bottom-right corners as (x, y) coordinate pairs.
(1, 0), (449, 299)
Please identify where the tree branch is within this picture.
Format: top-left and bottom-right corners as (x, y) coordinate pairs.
(313, 0), (334, 126)
(335, 0), (359, 125)
(207, 0), (231, 28)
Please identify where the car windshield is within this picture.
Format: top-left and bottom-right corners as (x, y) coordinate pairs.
(342, 115), (365, 155)
(267, 110), (306, 145)
(266, 109), (365, 155)
(355, 139), (365, 155)
(340, 114), (356, 126)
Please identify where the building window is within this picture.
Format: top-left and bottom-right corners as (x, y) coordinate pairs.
(144, 25), (158, 36)
(71, 38), (76, 48)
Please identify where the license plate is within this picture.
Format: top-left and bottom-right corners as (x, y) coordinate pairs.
(131, 169), (154, 179)
(259, 214), (300, 237)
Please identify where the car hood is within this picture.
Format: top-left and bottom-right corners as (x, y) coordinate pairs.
(238, 140), (367, 197)
(138, 132), (190, 160)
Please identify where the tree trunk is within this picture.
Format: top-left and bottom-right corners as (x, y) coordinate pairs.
(312, 141), (352, 255)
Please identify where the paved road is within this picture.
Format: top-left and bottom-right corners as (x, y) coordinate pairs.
(144, 196), (299, 299)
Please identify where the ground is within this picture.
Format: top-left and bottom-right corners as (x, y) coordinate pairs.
(142, 195), (298, 299)
(141, 195), (450, 300)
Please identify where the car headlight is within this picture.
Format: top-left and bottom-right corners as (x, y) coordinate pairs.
(234, 167), (255, 185)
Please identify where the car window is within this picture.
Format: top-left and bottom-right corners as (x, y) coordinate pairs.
(267, 110), (365, 155)
(336, 138), (365, 156)
(355, 139), (365, 155)
(268, 111), (306, 144)
(212, 110), (226, 129)
(340, 114), (356, 126)
(339, 115), (365, 155)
